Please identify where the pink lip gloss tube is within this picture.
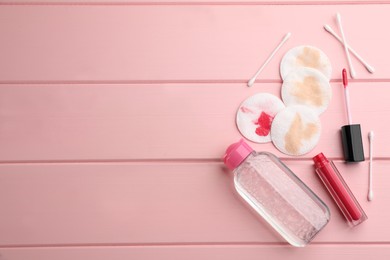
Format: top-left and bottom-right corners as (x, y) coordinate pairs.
(313, 153), (367, 226)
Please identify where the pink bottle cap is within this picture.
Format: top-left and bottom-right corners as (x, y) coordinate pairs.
(223, 139), (254, 170)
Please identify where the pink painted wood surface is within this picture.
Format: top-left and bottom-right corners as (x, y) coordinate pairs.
(3, 0), (390, 3)
(0, 161), (387, 245)
(0, 83), (388, 161)
(0, 5), (387, 82)
(1, 245), (390, 260)
(1, 1), (390, 259)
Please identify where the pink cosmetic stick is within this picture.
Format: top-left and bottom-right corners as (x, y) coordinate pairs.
(313, 153), (367, 226)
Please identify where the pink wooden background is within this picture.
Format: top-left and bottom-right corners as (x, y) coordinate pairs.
(1, 1), (390, 259)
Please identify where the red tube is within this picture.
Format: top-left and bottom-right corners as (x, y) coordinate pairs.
(313, 153), (367, 226)
(342, 68), (348, 88)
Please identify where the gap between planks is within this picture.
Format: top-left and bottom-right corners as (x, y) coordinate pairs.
(0, 157), (388, 165)
(0, 78), (389, 85)
(2, 241), (390, 249)
(1, 1), (390, 6)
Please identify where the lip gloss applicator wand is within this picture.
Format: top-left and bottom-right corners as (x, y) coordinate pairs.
(341, 68), (365, 162)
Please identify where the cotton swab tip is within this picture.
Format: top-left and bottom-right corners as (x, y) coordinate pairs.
(366, 65), (375, 73)
(336, 13), (341, 23)
(284, 32), (292, 40)
(323, 24), (333, 33)
(350, 69), (356, 79)
(369, 131), (374, 140)
(247, 78), (256, 87)
(368, 190), (373, 201)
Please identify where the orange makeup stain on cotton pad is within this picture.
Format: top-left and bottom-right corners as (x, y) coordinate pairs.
(281, 67), (332, 115)
(284, 113), (318, 155)
(280, 45), (332, 80)
(271, 105), (321, 156)
(296, 47), (322, 70)
(292, 76), (323, 107)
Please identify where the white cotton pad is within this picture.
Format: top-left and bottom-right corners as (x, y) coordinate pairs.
(271, 105), (321, 156)
(281, 67), (332, 115)
(280, 45), (332, 80)
(236, 93), (285, 143)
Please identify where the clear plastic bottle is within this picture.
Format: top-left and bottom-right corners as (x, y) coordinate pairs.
(223, 140), (330, 247)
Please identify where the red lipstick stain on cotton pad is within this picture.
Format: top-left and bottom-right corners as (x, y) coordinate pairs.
(255, 112), (274, 136)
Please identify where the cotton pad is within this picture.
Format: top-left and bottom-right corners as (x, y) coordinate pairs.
(236, 93), (285, 143)
(271, 105), (321, 156)
(281, 67), (332, 115)
(280, 46), (332, 80)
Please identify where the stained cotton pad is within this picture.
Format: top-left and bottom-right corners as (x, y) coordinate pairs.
(280, 46), (332, 80)
(236, 93), (285, 143)
(281, 67), (332, 115)
(271, 105), (321, 156)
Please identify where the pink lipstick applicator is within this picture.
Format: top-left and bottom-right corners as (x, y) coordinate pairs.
(341, 68), (365, 162)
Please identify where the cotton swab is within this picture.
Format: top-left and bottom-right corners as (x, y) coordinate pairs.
(368, 131), (374, 201)
(342, 68), (352, 125)
(248, 32), (291, 87)
(324, 24), (375, 73)
(336, 13), (356, 79)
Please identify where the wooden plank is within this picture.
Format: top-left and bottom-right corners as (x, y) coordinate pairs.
(1, 245), (390, 260)
(0, 0), (389, 5)
(0, 160), (387, 246)
(0, 83), (387, 161)
(0, 4), (387, 82)
(2, 0), (390, 4)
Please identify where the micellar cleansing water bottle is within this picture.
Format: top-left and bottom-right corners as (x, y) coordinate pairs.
(223, 140), (330, 247)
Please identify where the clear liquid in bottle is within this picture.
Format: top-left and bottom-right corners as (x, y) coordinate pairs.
(224, 140), (330, 247)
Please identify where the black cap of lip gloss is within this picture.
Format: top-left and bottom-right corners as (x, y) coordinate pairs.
(341, 124), (365, 162)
